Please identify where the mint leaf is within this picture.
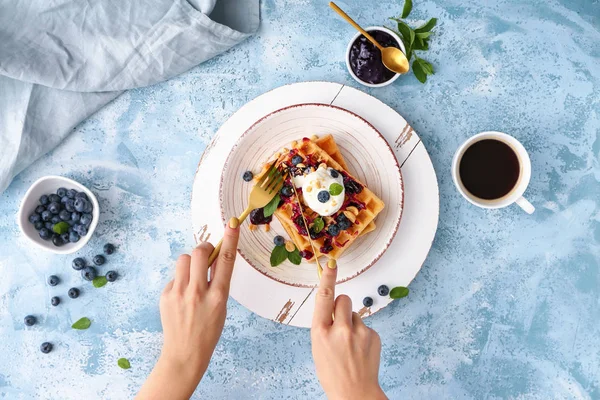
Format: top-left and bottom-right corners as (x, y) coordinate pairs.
(270, 245), (288, 267)
(93, 276), (108, 288)
(312, 217), (325, 233)
(118, 358), (131, 369)
(415, 18), (437, 33)
(72, 317), (91, 330)
(396, 21), (412, 44)
(412, 37), (429, 51)
(401, 0), (412, 18)
(263, 194), (281, 217)
(288, 248), (302, 265)
(416, 31), (432, 39)
(329, 183), (343, 196)
(52, 221), (70, 235)
(390, 286), (410, 299)
(412, 60), (427, 83)
(418, 58), (434, 75)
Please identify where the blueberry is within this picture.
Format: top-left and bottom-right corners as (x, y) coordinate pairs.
(60, 195), (70, 204)
(63, 199), (74, 212)
(82, 266), (97, 281)
(57, 187), (67, 197)
(48, 202), (61, 214)
(74, 192), (88, 200)
(67, 189), (77, 199)
(40, 342), (53, 354)
(105, 271), (118, 282)
(51, 296), (60, 306)
(80, 213), (93, 226)
(273, 236), (285, 246)
(68, 287), (80, 298)
(74, 198), (86, 213)
(39, 228), (51, 240)
(337, 214), (352, 230)
(60, 232), (70, 243)
(39, 195), (49, 205)
(59, 210), (71, 221)
(69, 231), (80, 243)
(71, 259), (87, 273)
(345, 180), (363, 194)
(48, 275), (59, 286)
(327, 224), (340, 237)
(291, 155), (303, 165)
(93, 255), (105, 266)
(34, 221), (44, 230)
(309, 228), (324, 240)
(29, 213), (41, 224)
(49, 194), (61, 203)
(280, 185), (293, 197)
(363, 297), (374, 307)
(330, 169), (340, 178)
(377, 285), (390, 296)
(52, 235), (65, 247)
(41, 210), (52, 221)
(242, 171), (253, 182)
(24, 315), (36, 326)
(103, 243), (116, 255)
(51, 216), (61, 224)
(44, 222), (54, 230)
(76, 224), (88, 236)
(317, 191), (330, 203)
(71, 212), (81, 222)
(84, 202), (93, 213)
(35, 205), (46, 214)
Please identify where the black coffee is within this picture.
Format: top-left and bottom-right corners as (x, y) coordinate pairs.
(459, 139), (520, 200)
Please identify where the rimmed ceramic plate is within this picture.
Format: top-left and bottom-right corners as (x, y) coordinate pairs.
(220, 103), (404, 288)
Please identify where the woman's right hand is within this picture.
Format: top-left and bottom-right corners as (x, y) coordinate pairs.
(310, 262), (387, 400)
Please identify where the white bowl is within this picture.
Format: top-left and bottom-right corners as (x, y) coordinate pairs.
(18, 176), (100, 254)
(345, 26), (406, 88)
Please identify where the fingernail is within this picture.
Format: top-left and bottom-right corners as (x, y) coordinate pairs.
(229, 217), (239, 229)
(327, 259), (337, 269)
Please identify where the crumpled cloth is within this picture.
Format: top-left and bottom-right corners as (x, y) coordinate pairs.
(0, 0), (259, 193)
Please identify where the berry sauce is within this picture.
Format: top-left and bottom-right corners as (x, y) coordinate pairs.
(249, 208), (272, 225)
(349, 29), (400, 85)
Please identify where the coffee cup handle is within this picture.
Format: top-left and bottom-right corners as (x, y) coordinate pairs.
(515, 196), (535, 214)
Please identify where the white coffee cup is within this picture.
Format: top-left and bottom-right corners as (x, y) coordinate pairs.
(452, 131), (535, 214)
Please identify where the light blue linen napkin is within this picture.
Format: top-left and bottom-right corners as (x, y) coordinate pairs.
(0, 0), (259, 193)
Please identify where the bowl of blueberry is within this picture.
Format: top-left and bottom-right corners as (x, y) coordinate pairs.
(346, 26), (406, 88)
(18, 176), (100, 254)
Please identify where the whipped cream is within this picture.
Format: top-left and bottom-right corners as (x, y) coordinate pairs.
(293, 165), (345, 216)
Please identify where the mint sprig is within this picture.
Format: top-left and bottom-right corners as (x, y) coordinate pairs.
(270, 241), (302, 266)
(92, 276), (108, 288)
(52, 221), (70, 235)
(263, 194), (281, 217)
(72, 317), (91, 330)
(311, 217), (325, 233)
(390, 286), (410, 299)
(329, 183), (343, 196)
(118, 358), (131, 369)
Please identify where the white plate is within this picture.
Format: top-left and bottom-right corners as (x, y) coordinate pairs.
(191, 82), (439, 328)
(220, 104), (403, 287)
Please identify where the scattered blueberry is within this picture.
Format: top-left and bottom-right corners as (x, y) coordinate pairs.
(48, 275), (59, 286)
(35, 205), (46, 214)
(60, 195), (70, 204)
(40, 342), (53, 354)
(273, 236), (285, 246)
(82, 266), (97, 281)
(72, 258), (86, 270)
(93, 255), (105, 266)
(59, 210), (71, 221)
(69, 231), (80, 243)
(57, 187), (67, 197)
(48, 202), (61, 214)
(41, 210), (52, 221)
(363, 297), (374, 307)
(39, 228), (51, 240)
(330, 169), (340, 178)
(74, 192), (88, 200)
(68, 287), (80, 298)
(291, 155), (303, 165)
(24, 315), (36, 326)
(67, 189), (77, 199)
(377, 285), (390, 296)
(51, 296), (60, 306)
(52, 235), (65, 247)
(51, 215), (61, 224)
(103, 243), (116, 255)
(327, 224), (340, 237)
(49, 194), (61, 203)
(34, 221), (44, 230)
(74, 198), (86, 213)
(317, 191), (330, 203)
(64, 199), (75, 212)
(106, 271), (118, 282)
(29, 213), (41, 224)
(280, 185), (293, 197)
(80, 213), (93, 226)
(44, 222), (54, 230)
(71, 212), (81, 222)
(39, 195), (49, 205)
(242, 171), (253, 182)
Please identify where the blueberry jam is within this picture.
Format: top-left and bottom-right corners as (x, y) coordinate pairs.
(249, 208), (273, 225)
(349, 30), (400, 84)
(299, 250), (314, 260)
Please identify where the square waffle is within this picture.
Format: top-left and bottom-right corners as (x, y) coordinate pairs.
(257, 136), (385, 262)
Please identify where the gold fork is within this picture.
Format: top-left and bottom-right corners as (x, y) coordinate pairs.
(208, 163), (285, 265)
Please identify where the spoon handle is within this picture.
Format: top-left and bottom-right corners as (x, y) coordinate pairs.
(329, 2), (384, 51)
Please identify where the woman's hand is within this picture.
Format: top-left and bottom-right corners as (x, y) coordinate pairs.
(311, 262), (387, 400)
(137, 218), (240, 400)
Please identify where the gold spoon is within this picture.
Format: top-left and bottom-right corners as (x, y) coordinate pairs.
(329, 2), (410, 74)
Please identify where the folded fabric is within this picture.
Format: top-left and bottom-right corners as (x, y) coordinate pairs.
(0, 0), (259, 193)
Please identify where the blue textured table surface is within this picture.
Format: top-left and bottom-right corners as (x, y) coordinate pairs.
(1, 0), (599, 398)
